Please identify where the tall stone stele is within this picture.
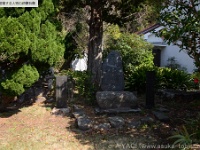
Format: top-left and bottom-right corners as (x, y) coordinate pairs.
(96, 51), (138, 113)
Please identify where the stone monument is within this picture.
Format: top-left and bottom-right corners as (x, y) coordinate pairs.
(56, 75), (68, 108)
(101, 51), (124, 91)
(96, 51), (139, 114)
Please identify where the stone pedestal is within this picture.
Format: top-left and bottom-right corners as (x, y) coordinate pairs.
(96, 91), (138, 109)
(96, 91), (139, 114)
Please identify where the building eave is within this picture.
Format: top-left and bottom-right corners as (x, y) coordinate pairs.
(150, 42), (168, 47)
(136, 24), (161, 35)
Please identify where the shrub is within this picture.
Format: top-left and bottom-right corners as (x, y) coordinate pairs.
(190, 72), (200, 89)
(1, 64), (39, 96)
(168, 125), (194, 148)
(184, 113), (200, 142)
(125, 65), (191, 93)
(0, 1), (65, 98)
(104, 27), (154, 92)
(104, 32), (154, 71)
(60, 70), (96, 104)
(125, 64), (155, 93)
(157, 67), (191, 90)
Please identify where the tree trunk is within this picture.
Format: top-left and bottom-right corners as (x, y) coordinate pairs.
(88, 0), (103, 89)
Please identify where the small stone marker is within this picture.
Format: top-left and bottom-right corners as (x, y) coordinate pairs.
(56, 76), (68, 108)
(146, 71), (155, 109)
(101, 51), (125, 91)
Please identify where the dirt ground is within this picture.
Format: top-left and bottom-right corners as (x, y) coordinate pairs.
(0, 101), (157, 150)
(0, 95), (200, 150)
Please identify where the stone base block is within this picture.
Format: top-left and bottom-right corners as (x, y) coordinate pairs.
(96, 91), (138, 109)
(95, 107), (141, 114)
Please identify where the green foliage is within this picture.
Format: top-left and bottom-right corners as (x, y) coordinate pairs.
(0, 17), (31, 62)
(168, 125), (194, 149)
(157, 68), (191, 90)
(125, 65), (191, 93)
(0, 7), (25, 17)
(18, 8), (65, 69)
(0, 0), (65, 98)
(191, 72), (200, 82)
(125, 65), (155, 92)
(104, 32), (154, 70)
(104, 28), (154, 91)
(31, 20), (65, 67)
(64, 32), (78, 61)
(104, 24), (121, 41)
(129, 0), (164, 32)
(59, 0), (163, 31)
(1, 65), (39, 96)
(60, 0), (163, 89)
(60, 0), (148, 26)
(61, 70), (96, 105)
(1, 81), (24, 97)
(157, 0), (200, 70)
(189, 72), (200, 89)
(63, 23), (86, 68)
(62, 70), (88, 96)
(37, 0), (55, 20)
(181, 112), (200, 143)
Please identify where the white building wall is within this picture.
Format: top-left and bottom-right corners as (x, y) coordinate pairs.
(160, 44), (196, 73)
(144, 31), (196, 73)
(147, 34), (163, 43)
(71, 54), (87, 71)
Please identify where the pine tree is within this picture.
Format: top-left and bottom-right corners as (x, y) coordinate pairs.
(0, 0), (65, 107)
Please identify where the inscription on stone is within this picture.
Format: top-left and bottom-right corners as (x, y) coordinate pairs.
(101, 51), (125, 91)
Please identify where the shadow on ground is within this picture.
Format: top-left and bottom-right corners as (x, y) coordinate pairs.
(0, 93), (199, 150)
